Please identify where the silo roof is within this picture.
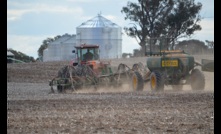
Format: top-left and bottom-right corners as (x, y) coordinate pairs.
(49, 34), (75, 45)
(77, 14), (120, 28)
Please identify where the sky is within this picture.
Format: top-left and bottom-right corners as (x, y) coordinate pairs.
(7, 0), (214, 59)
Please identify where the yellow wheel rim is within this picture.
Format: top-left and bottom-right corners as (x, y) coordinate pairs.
(151, 76), (156, 89)
(133, 76), (137, 90)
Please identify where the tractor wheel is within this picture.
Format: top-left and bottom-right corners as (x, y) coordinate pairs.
(132, 64), (139, 71)
(150, 71), (164, 91)
(132, 63), (149, 82)
(190, 68), (205, 90)
(57, 79), (70, 93)
(131, 71), (144, 91)
(57, 85), (64, 93)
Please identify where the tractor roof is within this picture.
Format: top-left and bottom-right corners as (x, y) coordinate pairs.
(75, 44), (99, 49)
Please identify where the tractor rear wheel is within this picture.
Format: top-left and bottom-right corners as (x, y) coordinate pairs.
(190, 68), (205, 90)
(150, 71), (164, 91)
(131, 71), (144, 91)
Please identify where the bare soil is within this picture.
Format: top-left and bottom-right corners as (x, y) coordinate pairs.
(7, 55), (214, 134)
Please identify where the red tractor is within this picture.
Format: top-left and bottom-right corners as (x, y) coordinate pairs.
(70, 44), (112, 76)
(49, 44), (144, 93)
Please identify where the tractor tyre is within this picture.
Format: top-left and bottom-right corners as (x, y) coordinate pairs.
(132, 64), (139, 71)
(57, 85), (63, 93)
(131, 71), (144, 91)
(190, 68), (205, 90)
(150, 71), (164, 91)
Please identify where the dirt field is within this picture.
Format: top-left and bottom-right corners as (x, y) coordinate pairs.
(7, 55), (214, 133)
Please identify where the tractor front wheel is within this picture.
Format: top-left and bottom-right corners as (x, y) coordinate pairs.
(150, 71), (164, 91)
(131, 71), (144, 91)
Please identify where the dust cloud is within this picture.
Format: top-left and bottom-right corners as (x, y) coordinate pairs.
(7, 54), (214, 93)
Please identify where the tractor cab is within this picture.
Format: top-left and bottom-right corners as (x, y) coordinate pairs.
(71, 44), (112, 76)
(71, 44), (99, 66)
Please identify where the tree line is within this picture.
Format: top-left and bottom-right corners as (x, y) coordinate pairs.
(124, 39), (214, 58)
(7, 48), (35, 62)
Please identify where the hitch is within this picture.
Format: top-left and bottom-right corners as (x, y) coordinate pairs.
(201, 59), (214, 72)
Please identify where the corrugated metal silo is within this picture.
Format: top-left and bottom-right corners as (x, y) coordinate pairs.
(46, 35), (68, 61)
(43, 34), (76, 61)
(61, 35), (76, 60)
(76, 14), (122, 59)
(43, 49), (49, 61)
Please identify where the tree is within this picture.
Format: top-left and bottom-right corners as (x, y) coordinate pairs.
(122, 53), (132, 58)
(37, 38), (54, 58)
(121, 0), (202, 54)
(37, 35), (61, 58)
(205, 40), (214, 54)
(7, 48), (35, 62)
(176, 39), (208, 54)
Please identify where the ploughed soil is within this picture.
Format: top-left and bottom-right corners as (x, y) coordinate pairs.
(7, 55), (214, 134)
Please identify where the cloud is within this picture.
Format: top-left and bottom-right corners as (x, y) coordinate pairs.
(122, 35), (140, 54)
(192, 19), (214, 41)
(7, 35), (53, 58)
(200, 19), (214, 32)
(7, 9), (30, 21)
(7, 2), (84, 21)
(104, 15), (117, 21)
(66, 0), (111, 3)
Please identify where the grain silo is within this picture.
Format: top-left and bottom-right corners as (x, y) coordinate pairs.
(43, 34), (76, 61)
(43, 49), (49, 61)
(76, 14), (122, 59)
(60, 34), (76, 60)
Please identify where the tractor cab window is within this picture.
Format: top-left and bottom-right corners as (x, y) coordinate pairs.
(94, 48), (99, 60)
(83, 49), (93, 61)
(77, 48), (99, 61)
